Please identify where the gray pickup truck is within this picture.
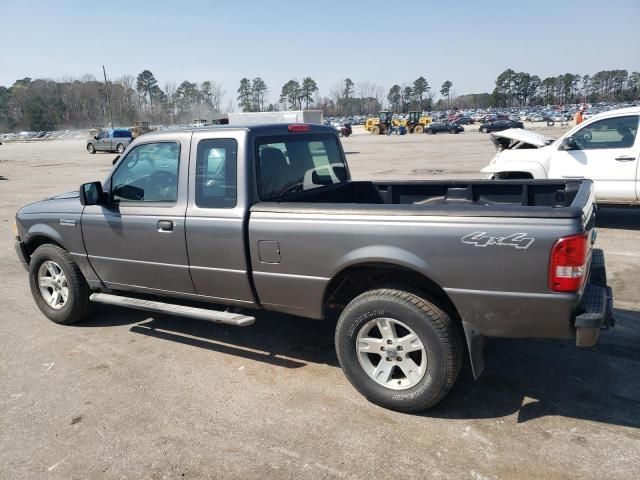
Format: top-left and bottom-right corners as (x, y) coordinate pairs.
(14, 124), (613, 411)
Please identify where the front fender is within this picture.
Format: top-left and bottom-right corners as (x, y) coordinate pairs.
(481, 160), (548, 179)
(24, 222), (68, 249)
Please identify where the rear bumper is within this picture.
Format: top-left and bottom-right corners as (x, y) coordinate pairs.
(574, 249), (614, 347)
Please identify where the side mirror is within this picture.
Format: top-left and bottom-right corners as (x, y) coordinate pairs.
(94, 135), (99, 140)
(559, 136), (578, 151)
(79, 181), (105, 206)
(311, 170), (333, 185)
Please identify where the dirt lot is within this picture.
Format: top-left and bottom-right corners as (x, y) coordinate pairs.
(0, 134), (638, 479)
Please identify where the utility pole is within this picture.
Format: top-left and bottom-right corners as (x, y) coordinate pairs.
(103, 65), (114, 128)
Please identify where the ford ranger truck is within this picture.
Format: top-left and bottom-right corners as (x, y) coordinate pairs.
(14, 123), (613, 412)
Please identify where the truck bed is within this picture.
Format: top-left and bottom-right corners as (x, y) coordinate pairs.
(251, 179), (593, 219)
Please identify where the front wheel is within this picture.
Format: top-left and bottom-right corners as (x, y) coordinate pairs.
(28, 244), (92, 324)
(87, 143), (96, 154)
(414, 125), (424, 134)
(335, 289), (463, 412)
(426, 129), (434, 135)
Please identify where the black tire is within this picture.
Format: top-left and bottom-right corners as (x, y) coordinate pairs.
(449, 128), (457, 134)
(87, 143), (96, 154)
(116, 143), (125, 154)
(335, 288), (463, 412)
(426, 129), (434, 135)
(344, 132), (350, 137)
(28, 244), (92, 325)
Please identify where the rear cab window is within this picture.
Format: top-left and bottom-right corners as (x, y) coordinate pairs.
(195, 138), (238, 208)
(255, 134), (347, 200)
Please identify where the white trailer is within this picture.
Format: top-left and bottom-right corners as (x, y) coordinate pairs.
(227, 110), (323, 126)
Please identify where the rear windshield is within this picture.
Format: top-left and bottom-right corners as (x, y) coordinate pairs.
(113, 130), (132, 138)
(256, 134), (347, 200)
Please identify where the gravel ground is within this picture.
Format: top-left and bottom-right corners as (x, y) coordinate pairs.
(0, 134), (638, 479)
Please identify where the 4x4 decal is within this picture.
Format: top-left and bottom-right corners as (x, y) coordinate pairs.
(461, 232), (534, 250)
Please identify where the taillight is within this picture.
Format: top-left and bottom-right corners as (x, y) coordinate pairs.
(549, 233), (588, 292)
(288, 124), (310, 132)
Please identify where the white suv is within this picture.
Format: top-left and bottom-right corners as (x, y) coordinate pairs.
(482, 107), (639, 204)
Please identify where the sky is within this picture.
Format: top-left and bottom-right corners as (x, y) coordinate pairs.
(1, 0), (639, 106)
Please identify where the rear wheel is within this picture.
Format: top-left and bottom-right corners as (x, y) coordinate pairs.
(449, 128), (457, 134)
(28, 244), (92, 324)
(335, 289), (463, 412)
(426, 129), (434, 135)
(87, 143), (96, 154)
(116, 143), (125, 154)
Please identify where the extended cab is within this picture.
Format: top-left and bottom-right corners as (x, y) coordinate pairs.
(15, 124), (613, 411)
(482, 107), (640, 204)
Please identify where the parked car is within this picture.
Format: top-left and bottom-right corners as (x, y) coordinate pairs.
(425, 122), (464, 134)
(87, 128), (133, 154)
(551, 113), (570, 122)
(479, 119), (524, 133)
(335, 123), (352, 137)
(456, 116), (474, 125)
(14, 124), (612, 412)
(482, 106), (640, 204)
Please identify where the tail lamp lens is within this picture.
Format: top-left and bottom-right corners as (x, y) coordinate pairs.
(549, 233), (588, 292)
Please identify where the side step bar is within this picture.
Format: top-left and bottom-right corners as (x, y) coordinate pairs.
(89, 293), (255, 326)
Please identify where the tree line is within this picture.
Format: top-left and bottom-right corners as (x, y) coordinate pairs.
(1, 67), (638, 132)
(0, 70), (226, 132)
(492, 69), (640, 107)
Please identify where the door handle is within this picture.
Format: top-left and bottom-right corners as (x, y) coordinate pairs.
(157, 220), (174, 232)
(615, 156), (636, 162)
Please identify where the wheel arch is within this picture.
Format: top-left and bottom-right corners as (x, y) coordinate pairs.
(23, 229), (66, 257)
(322, 261), (484, 377)
(486, 161), (547, 179)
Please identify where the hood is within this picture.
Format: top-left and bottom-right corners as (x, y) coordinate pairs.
(47, 191), (79, 200)
(17, 190), (83, 216)
(490, 128), (553, 150)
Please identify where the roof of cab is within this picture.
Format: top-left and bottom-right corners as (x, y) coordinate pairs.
(141, 123), (336, 139)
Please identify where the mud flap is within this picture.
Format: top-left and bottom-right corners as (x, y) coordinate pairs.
(462, 321), (485, 379)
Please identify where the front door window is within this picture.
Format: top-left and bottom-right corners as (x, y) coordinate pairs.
(572, 116), (638, 150)
(110, 142), (180, 203)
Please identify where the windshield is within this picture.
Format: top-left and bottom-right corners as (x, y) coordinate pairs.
(256, 134), (348, 200)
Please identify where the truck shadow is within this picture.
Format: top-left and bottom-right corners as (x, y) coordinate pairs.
(430, 309), (640, 428)
(596, 206), (640, 231)
(82, 306), (338, 370)
(82, 306), (640, 428)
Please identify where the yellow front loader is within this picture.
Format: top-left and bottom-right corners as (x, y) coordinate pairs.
(405, 111), (432, 133)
